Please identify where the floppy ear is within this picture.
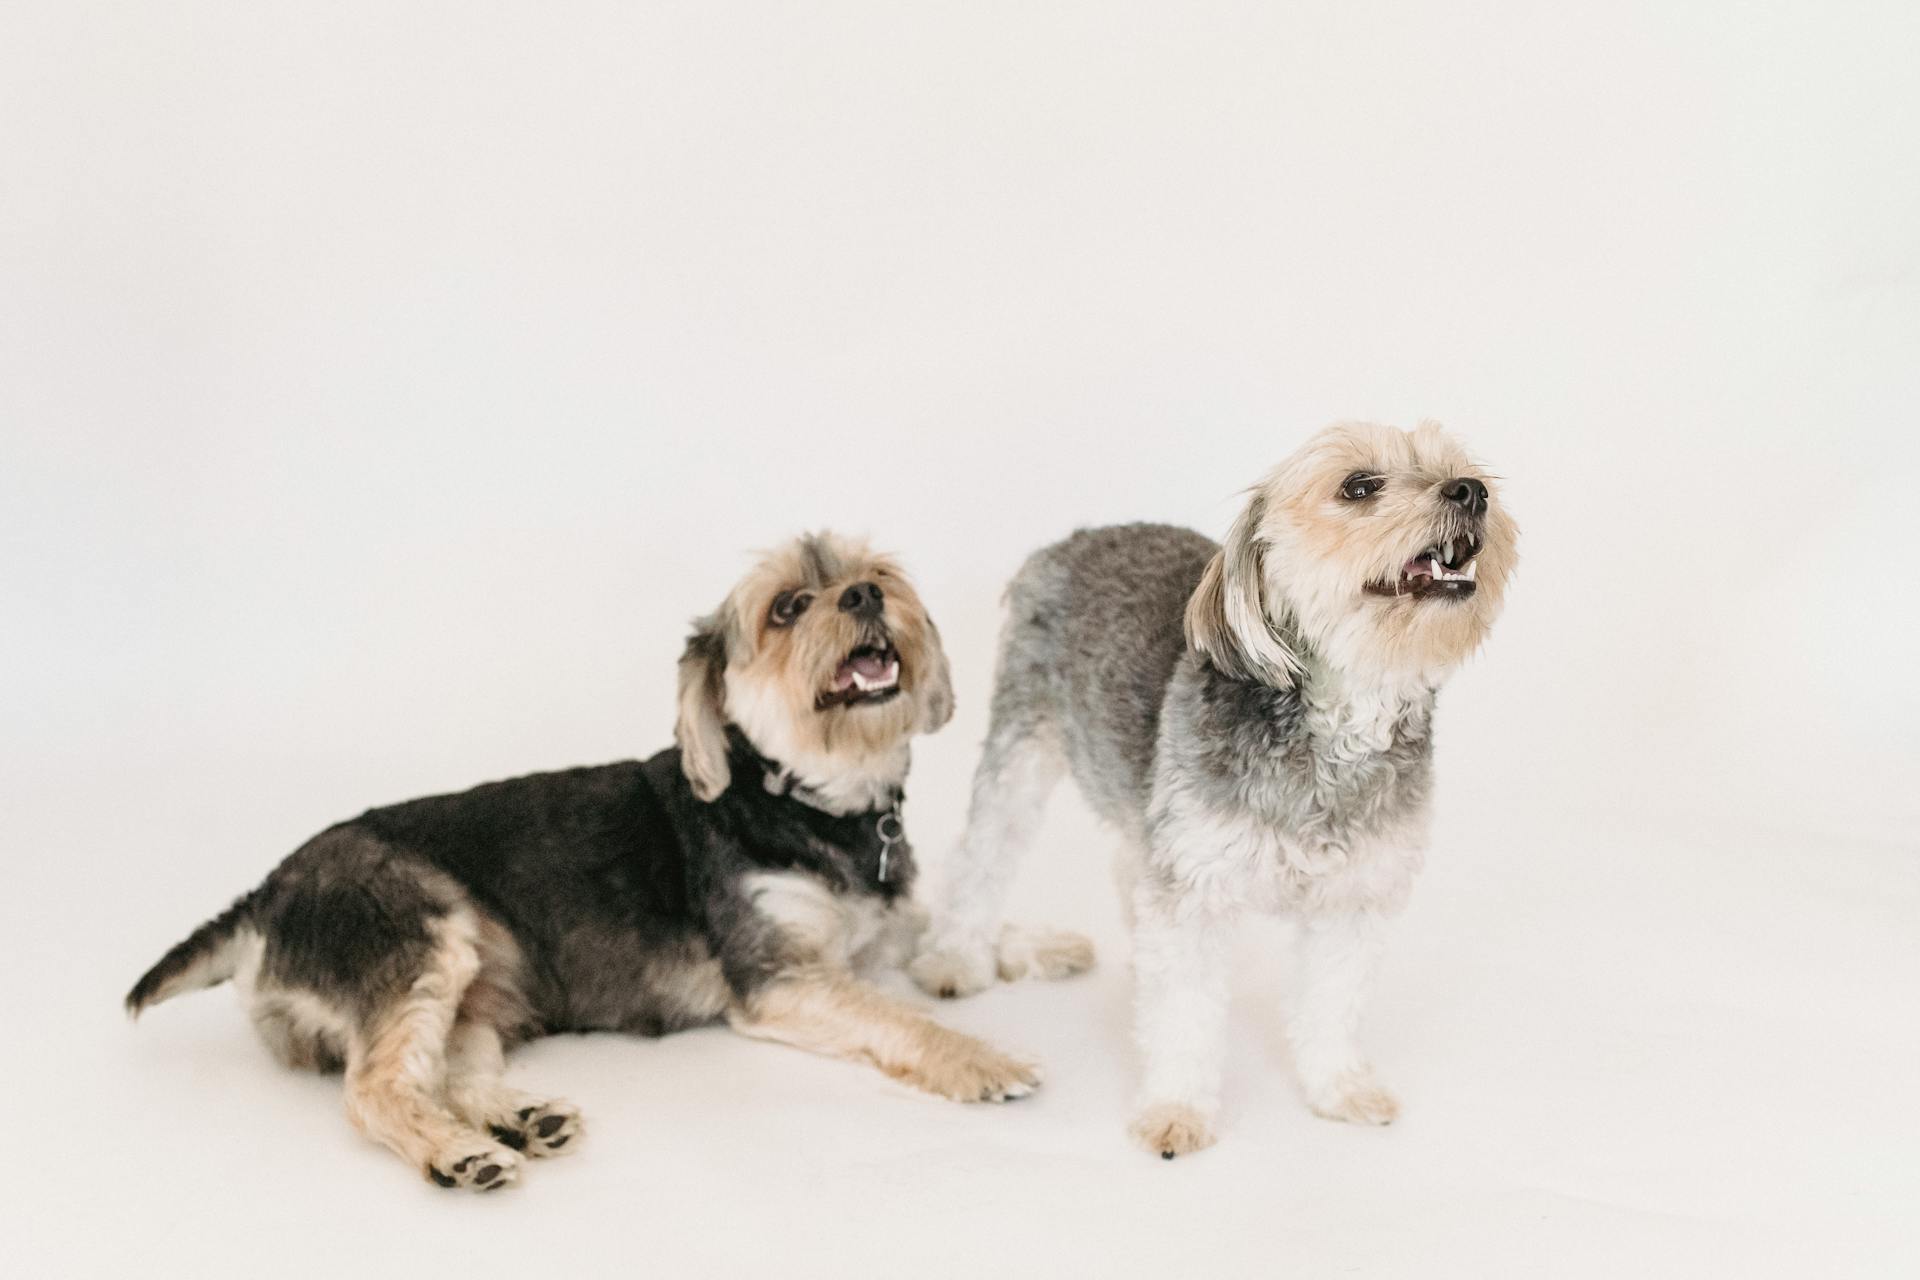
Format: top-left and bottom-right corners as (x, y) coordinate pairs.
(917, 619), (956, 733)
(1183, 491), (1301, 687)
(674, 616), (732, 802)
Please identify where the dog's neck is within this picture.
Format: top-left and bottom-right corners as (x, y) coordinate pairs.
(723, 726), (905, 816)
(1295, 658), (1437, 756)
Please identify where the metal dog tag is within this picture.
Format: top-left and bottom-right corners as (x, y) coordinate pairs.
(875, 807), (904, 883)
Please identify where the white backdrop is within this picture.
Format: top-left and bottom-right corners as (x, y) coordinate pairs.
(3, 3), (1916, 1277)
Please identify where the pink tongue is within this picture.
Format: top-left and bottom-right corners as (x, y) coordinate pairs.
(849, 652), (892, 679)
(1404, 556), (1438, 578)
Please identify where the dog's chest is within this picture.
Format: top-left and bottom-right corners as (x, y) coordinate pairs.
(1157, 683), (1435, 914)
(743, 870), (905, 966)
(1217, 803), (1428, 915)
(1295, 691), (1431, 815)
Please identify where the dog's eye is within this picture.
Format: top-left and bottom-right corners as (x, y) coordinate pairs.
(1340, 473), (1385, 501)
(768, 591), (812, 627)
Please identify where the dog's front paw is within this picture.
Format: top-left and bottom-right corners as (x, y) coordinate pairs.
(909, 942), (998, 1000)
(1129, 1101), (1217, 1160)
(900, 1038), (1042, 1103)
(491, 1100), (584, 1158)
(425, 1140), (523, 1192)
(1307, 1071), (1400, 1126)
(995, 924), (1095, 982)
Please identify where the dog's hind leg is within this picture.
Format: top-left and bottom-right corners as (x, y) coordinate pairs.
(444, 1019), (583, 1159)
(341, 907), (524, 1191)
(911, 718), (1087, 998)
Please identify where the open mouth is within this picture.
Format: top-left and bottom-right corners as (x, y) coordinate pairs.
(1363, 533), (1482, 600)
(816, 644), (903, 709)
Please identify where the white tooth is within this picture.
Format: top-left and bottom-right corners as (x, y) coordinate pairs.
(1443, 541), (1453, 564)
(850, 670), (871, 691)
(1465, 560), (1478, 579)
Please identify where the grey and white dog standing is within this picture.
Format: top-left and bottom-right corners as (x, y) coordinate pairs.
(911, 421), (1517, 1157)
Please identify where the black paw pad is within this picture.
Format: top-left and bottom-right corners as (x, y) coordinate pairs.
(490, 1125), (528, 1150)
(545, 1135), (569, 1149)
(474, 1164), (502, 1185)
(535, 1114), (566, 1138)
(429, 1167), (458, 1187)
(1161, 1150), (1175, 1161)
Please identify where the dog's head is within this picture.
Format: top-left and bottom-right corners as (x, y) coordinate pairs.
(674, 532), (954, 805)
(1187, 421), (1518, 686)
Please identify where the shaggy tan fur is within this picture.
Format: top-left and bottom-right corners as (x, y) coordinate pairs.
(443, 1019), (583, 1158)
(730, 970), (1040, 1102)
(992, 924), (1097, 982)
(340, 909), (525, 1191)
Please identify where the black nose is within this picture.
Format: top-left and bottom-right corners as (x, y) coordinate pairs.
(1442, 477), (1489, 517)
(837, 581), (884, 619)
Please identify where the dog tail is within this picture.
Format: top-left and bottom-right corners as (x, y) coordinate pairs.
(125, 892), (259, 1018)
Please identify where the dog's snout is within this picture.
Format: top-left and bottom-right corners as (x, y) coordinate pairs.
(838, 581), (884, 619)
(1442, 477), (1489, 517)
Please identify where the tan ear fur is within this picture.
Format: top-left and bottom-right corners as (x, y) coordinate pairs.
(917, 618), (956, 732)
(675, 617), (732, 801)
(1183, 491), (1301, 686)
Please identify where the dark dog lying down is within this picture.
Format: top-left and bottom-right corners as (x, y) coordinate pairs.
(128, 533), (1083, 1190)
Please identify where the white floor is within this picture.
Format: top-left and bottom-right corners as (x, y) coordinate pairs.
(8, 759), (1915, 1279)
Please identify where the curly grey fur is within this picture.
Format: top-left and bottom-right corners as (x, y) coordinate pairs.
(982, 522), (1434, 860)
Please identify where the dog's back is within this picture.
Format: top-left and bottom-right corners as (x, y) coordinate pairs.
(992, 523), (1213, 829)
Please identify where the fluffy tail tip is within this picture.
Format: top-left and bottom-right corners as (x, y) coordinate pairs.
(125, 895), (255, 1020)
